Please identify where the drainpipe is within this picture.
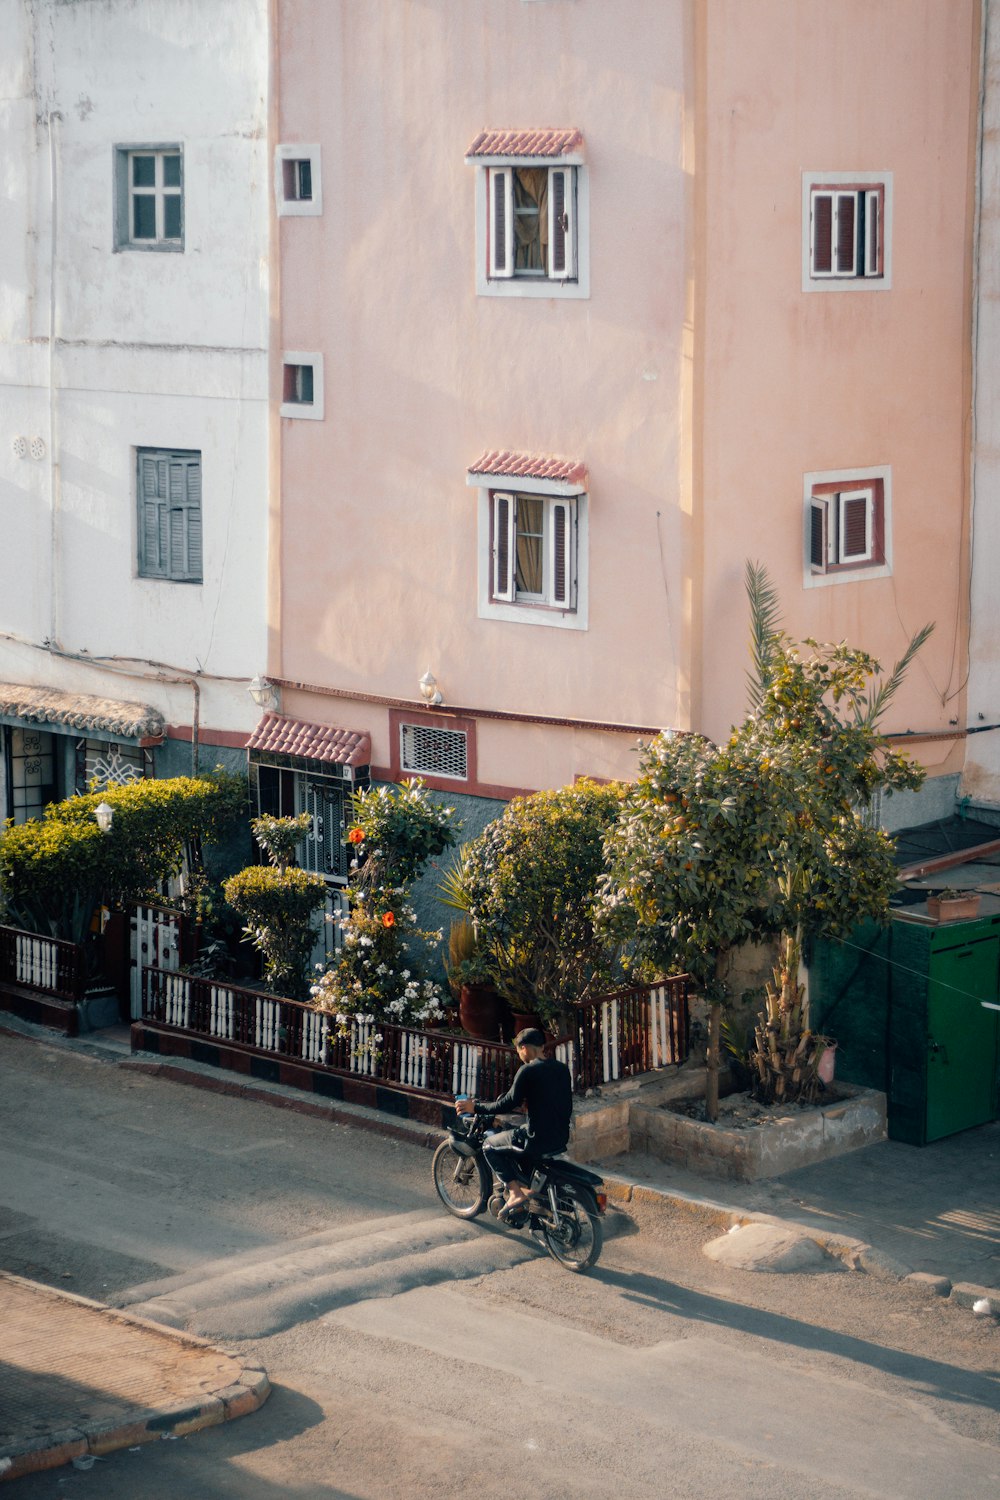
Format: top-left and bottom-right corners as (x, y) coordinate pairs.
(46, 110), (62, 648)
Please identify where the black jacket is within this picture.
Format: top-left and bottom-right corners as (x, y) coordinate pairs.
(477, 1055), (572, 1155)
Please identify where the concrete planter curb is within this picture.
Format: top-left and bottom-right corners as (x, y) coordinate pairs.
(629, 1084), (888, 1182)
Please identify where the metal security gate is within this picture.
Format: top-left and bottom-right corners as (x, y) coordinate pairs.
(130, 904), (183, 1020)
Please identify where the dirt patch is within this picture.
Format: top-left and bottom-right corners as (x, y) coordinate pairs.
(663, 1087), (850, 1129)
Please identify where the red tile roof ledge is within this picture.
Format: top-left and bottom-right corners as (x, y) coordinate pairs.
(467, 449), (588, 494)
(465, 128), (584, 162)
(247, 713), (371, 768)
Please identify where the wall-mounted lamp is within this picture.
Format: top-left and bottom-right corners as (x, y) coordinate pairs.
(248, 674), (279, 712)
(419, 670), (443, 707)
(94, 801), (114, 834)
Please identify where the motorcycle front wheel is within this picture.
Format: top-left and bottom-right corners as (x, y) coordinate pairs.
(542, 1192), (603, 1271)
(432, 1140), (490, 1219)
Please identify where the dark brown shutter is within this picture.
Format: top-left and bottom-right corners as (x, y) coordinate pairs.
(841, 492), (870, 560)
(550, 170), (566, 275)
(552, 502), (569, 606)
(492, 492), (515, 601)
(493, 170), (507, 274)
(809, 499), (827, 570)
(835, 193), (856, 274)
(812, 194), (833, 274)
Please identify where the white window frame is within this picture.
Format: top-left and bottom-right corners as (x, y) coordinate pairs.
(280, 352), (324, 420)
(469, 473), (588, 629)
(803, 465), (891, 587)
(275, 144), (323, 217)
(802, 172), (891, 292)
(114, 146), (184, 252)
(471, 157), (589, 299)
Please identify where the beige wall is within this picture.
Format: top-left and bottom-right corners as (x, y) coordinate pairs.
(697, 0), (978, 774)
(274, 0), (691, 790)
(273, 0), (977, 798)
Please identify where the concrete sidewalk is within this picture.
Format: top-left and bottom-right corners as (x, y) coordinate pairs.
(0, 1273), (269, 1483)
(595, 1124), (1000, 1300)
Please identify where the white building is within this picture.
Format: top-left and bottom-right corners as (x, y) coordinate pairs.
(0, 0), (269, 816)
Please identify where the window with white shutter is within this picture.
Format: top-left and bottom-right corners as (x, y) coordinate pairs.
(137, 448), (203, 583)
(467, 133), (588, 299)
(485, 165), (578, 283)
(805, 470), (889, 583)
(489, 490), (578, 611)
(804, 174), (890, 290)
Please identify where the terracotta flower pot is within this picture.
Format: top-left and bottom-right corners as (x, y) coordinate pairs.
(459, 983), (507, 1041)
(510, 1010), (543, 1036)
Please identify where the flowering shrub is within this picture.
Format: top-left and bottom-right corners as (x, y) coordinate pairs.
(311, 780), (459, 1045)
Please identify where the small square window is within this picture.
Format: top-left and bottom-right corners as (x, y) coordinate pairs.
(804, 467), (891, 585)
(276, 144), (322, 216)
(115, 147), (183, 251)
(280, 353), (324, 420)
(803, 172), (891, 292)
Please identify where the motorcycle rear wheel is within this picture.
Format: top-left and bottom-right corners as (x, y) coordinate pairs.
(432, 1140), (490, 1219)
(542, 1192), (603, 1271)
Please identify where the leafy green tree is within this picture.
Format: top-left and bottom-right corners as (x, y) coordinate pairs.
(600, 566), (930, 1116)
(461, 780), (627, 1028)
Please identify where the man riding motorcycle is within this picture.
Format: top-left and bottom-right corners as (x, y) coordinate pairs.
(456, 1027), (572, 1215)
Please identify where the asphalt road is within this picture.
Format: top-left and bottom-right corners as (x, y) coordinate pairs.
(2, 1032), (998, 1498)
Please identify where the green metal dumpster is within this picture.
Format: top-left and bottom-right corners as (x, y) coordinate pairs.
(812, 904), (1000, 1144)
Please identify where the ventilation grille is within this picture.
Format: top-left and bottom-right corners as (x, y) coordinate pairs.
(400, 724), (468, 781)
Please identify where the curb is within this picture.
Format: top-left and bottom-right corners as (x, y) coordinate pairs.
(601, 1171), (1000, 1312)
(0, 1275), (270, 1484)
(121, 1054), (443, 1151)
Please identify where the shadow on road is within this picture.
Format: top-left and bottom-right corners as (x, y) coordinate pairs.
(591, 1265), (1000, 1410)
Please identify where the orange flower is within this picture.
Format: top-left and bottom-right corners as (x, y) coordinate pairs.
(347, 827), (365, 845)
(382, 911), (396, 928)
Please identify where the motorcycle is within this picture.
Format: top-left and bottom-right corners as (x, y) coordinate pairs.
(432, 1110), (607, 1272)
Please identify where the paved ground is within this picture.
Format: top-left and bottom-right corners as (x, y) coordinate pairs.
(0, 1273), (268, 1482)
(1, 1013), (997, 1485)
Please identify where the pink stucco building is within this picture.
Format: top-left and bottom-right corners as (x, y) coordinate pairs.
(264, 0), (978, 843)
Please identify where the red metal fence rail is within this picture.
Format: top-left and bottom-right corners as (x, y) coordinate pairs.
(141, 967), (689, 1101)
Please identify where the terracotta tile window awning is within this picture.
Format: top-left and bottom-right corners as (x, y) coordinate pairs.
(246, 713), (371, 769)
(467, 449), (589, 495)
(464, 128), (584, 163)
(0, 683), (164, 741)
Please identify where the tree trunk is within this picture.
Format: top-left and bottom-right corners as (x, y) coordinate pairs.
(705, 1000), (721, 1123)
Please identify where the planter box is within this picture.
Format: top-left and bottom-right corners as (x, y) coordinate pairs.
(926, 893), (981, 922)
(629, 1083), (887, 1182)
